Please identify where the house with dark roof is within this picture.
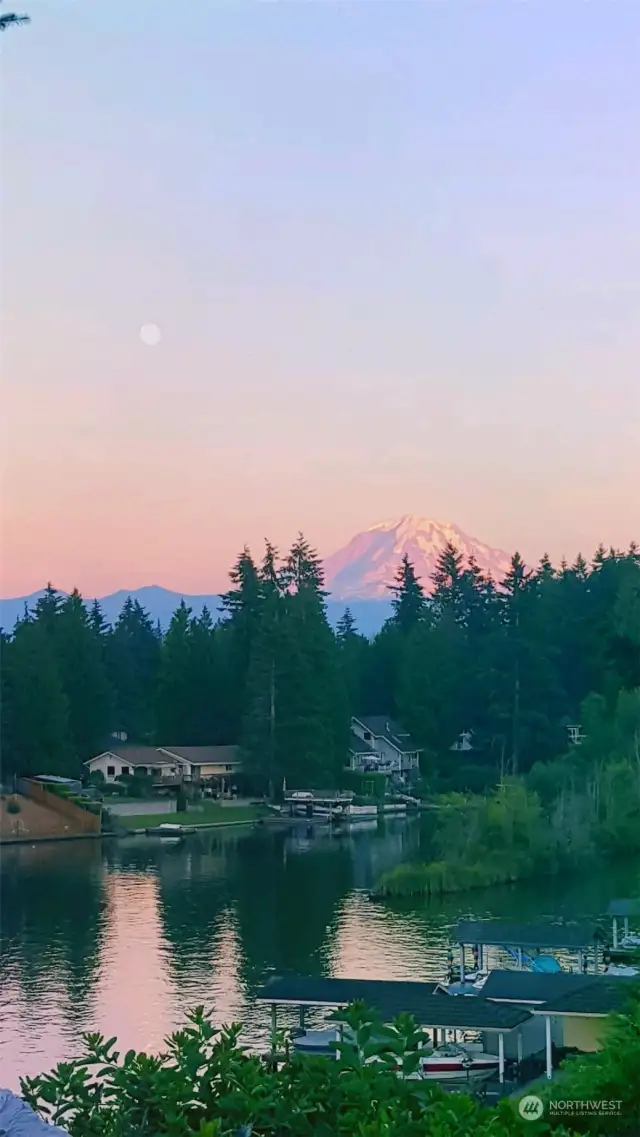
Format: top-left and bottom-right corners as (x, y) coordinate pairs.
(349, 716), (421, 783)
(532, 976), (638, 1062)
(158, 746), (241, 786)
(474, 968), (639, 1074)
(85, 745), (241, 790)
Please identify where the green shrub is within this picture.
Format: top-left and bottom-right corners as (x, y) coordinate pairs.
(7, 799), (21, 815)
(116, 774), (154, 799)
(341, 770), (388, 800)
(102, 782), (127, 797)
(20, 1003), (575, 1136)
(45, 783), (71, 798)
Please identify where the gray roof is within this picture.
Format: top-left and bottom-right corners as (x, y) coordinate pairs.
(256, 975), (531, 1031)
(456, 920), (603, 950)
(32, 775), (80, 785)
(535, 978), (638, 1017)
(482, 970), (597, 1004)
(607, 899), (640, 918)
(349, 731), (375, 755)
(353, 716), (420, 753)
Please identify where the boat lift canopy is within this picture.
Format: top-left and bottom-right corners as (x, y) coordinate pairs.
(455, 921), (603, 951)
(607, 899), (640, 918)
(606, 899), (640, 948)
(257, 974), (532, 1033)
(454, 920), (604, 979)
(257, 975), (532, 1084)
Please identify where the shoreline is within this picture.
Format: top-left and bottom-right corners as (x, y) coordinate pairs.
(0, 807), (423, 847)
(0, 815), (283, 846)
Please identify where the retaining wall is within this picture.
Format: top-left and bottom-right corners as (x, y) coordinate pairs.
(108, 799), (177, 817)
(17, 779), (101, 835)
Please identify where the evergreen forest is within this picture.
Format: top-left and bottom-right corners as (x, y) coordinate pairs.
(2, 535), (639, 819)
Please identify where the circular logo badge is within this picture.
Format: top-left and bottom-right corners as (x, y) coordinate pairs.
(519, 1095), (544, 1121)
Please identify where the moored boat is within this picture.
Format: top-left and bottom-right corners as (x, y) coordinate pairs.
(291, 1031), (497, 1084)
(446, 970), (489, 995)
(419, 1042), (499, 1083)
(604, 963), (639, 977)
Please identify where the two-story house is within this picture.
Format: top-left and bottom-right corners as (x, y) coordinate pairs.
(348, 716), (421, 784)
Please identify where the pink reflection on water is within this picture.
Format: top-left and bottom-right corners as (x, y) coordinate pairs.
(93, 871), (177, 1055)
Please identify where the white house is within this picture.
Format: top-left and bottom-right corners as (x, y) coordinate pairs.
(157, 746), (241, 786)
(85, 745), (242, 788)
(84, 747), (184, 783)
(348, 716), (421, 783)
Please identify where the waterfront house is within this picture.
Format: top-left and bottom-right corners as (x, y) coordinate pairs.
(157, 746), (241, 790)
(348, 716), (421, 784)
(85, 745), (241, 791)
(85, 747), (184, 783)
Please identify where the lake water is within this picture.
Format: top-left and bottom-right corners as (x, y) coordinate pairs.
(2, 817), (639, 1089)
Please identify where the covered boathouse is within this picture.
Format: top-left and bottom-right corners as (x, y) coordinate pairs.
(256, 974), (532, 1085)
(454, 919), (605, 975)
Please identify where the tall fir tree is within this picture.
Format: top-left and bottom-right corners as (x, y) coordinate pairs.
(431, 541), (467, 622)
(220, 546), (264, 738)
(106, 598), (161, 741)
(336, 608), (370, 717)
(1, 617), (72, 776)
(156, 601), (193, 742)
(55, 590), (113, 762)
(242, 538), (348, 794)
(389, 555), (427, 633)
(283, 532), (327, 598)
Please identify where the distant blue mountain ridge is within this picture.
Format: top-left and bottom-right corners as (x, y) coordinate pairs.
(0, 586), (392, 638)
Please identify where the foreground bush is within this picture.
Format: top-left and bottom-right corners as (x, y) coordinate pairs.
(21, 1004), (574, 1137)
(536, 989), (640, 1135)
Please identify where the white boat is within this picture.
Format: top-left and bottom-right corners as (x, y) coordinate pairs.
(291, 1028), (340, 1055)
(446, 970), (489, 995)
(605, 963), (639, 977)
(291, 1032), (497, 1084)
(419, 1043), (499, 1084)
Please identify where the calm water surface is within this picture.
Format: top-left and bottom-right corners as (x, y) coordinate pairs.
(1, 817), (639, 1088)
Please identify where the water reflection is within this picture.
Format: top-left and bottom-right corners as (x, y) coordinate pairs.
(1, 821), (639, 1089)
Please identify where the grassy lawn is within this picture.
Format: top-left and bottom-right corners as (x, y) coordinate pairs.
(119, 803), (264, 830)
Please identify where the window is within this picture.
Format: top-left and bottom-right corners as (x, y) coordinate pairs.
(121, 766), (130, 776)
(107, 766), (115, 777)
(152, 767), (160, 776)
(225, 764), (233, 771)
(363, 731), (372, 741)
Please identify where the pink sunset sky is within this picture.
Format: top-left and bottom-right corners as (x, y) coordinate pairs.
(2, 2), (638, 599)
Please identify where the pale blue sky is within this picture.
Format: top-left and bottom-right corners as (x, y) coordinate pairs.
(2, 0), (639, 595)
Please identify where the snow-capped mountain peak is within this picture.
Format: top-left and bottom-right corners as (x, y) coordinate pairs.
(323, 517), (511, 600)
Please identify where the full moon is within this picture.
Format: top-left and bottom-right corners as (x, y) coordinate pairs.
(139, 323), (162, 346)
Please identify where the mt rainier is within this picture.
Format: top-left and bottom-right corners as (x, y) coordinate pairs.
(323, 516), (511, 600)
